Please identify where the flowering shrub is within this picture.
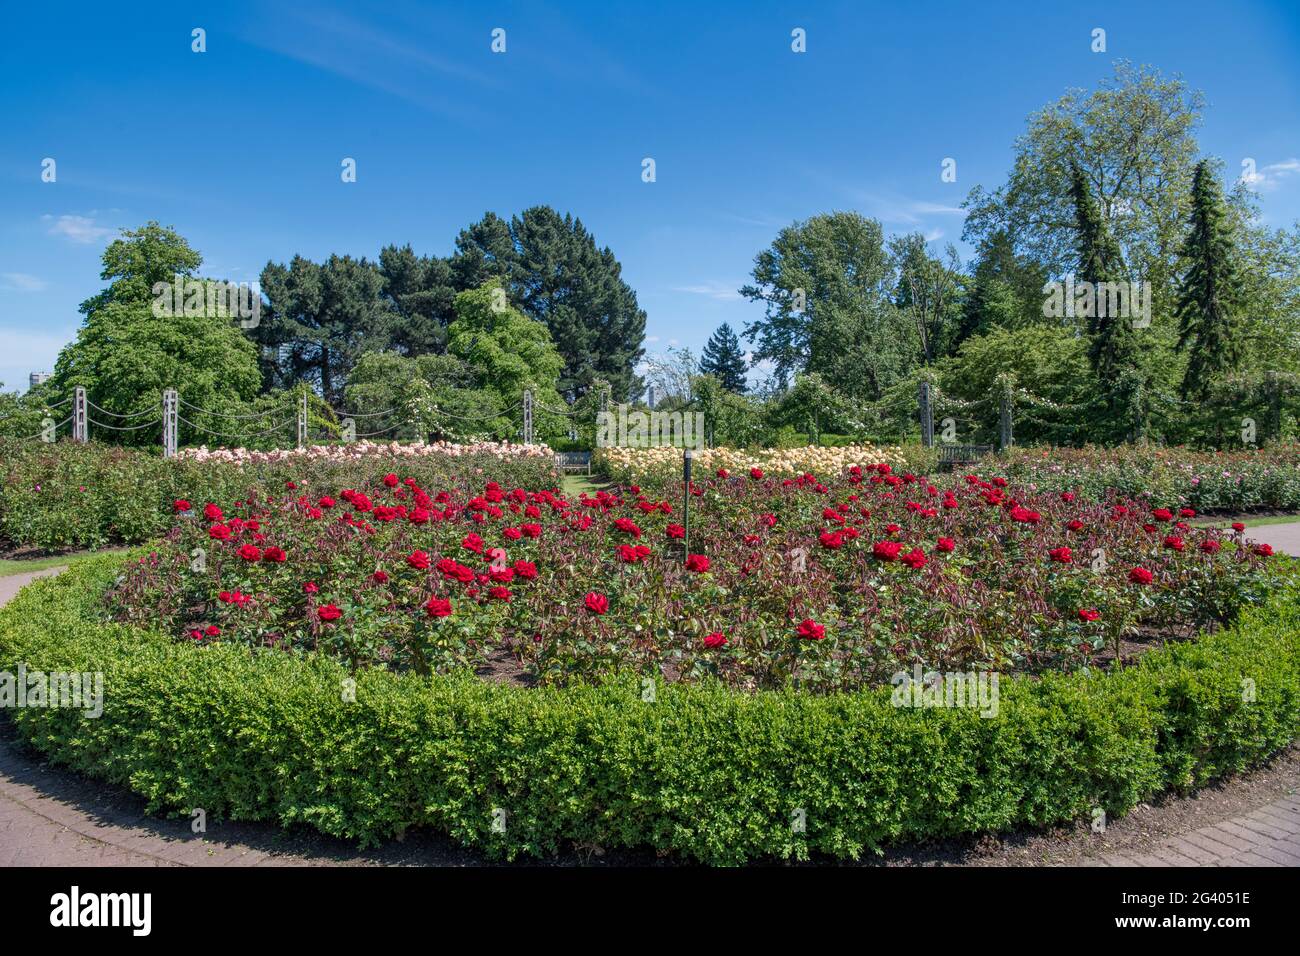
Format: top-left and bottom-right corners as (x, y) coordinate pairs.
(0, 438), (558, 549)
(176, 439), (553, 466)
(998, 444), (1300, 513)
(594, 443), (906, 490)
(107, 460), (1283, 693)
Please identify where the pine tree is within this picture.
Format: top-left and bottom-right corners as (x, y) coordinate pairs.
(1175, 161), (1243, 400)
(699, 322), (749, 392)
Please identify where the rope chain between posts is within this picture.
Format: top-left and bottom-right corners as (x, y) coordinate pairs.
(11, 415), (73, 441)
(87, 417), (162, 432)
(176, 415), (297, 442)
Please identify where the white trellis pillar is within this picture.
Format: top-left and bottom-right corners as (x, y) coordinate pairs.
(522, 389), (534, 444)
(73, 386), (88, 442)
(162, 388), (178, 458)
(297, 391), (308, 450)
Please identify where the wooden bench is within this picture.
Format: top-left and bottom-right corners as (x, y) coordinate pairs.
(936, 443), (993, 470)
(556, 451), (592, 475)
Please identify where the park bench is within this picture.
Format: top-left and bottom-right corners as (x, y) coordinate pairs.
(556, 451), (592, 475)
(936, 443), (993, 470)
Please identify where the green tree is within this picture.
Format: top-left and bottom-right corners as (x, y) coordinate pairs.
(50, 224), (260, 445)
(888, 234), (966, 362)
(255, 254), (394, 404)
(1175, 161), (1244, 400)
(963, 61), (1208, 316)
(447, 279), (566, 437)
(78, 221), (203, 317)
(452, 207), (647, 400)
(1069, 159), (1143, 433)
(741, 211), (916, 401)
(699, 322), (748, 392)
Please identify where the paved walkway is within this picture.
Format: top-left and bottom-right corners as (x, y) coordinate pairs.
(1245, 520), (1300, 557)
(2, 549), (1299, 867)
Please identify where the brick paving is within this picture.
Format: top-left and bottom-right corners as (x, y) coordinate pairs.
(2, 561), (1300, 867)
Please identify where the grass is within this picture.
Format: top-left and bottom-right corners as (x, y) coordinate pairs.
(1194, 513), (1300, 530)
(561, 473), (615, 498)
(0, 549), (125, 578)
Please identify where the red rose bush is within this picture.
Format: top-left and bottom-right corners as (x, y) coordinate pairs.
(107, 462), (1283, 693)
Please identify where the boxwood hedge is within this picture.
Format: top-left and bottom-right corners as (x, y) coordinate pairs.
(1, 555), (1297, 864)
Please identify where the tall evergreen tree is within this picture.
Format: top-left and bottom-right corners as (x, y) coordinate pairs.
(1070, 160), (1143, 432)
(699, 322), (748, 392)
(1175, 161), (1243, 400)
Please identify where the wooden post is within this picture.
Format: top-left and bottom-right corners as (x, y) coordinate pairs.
(918, 381), (934, 448)
(998, 386), (1013, 451)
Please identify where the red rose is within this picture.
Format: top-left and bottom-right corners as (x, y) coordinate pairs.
(407, 550), (431, 570)
(173, 499), (191, 513)
(513, 560), (538, 579)
(685, 554), (710, 573)
(584, 592), (609, 615)
(371, 570), (389, 583)
(303, 581), (319, 594)
(1232, 522), (1246, 533)
(1128, 567), (1154, 585)
(488, 586), (512, 601)
(208, 524), (231, 541)
(665, 524), (685, 539)
(1163, 535), (1185, 552)
(1049, 546), (1072, 564)
(263, 546), (287, 562)
(1255, 543), (1274, 557)
(318, 603), (342, 621)
(613, 517), (642, 539)
(205, 624), (221, 637)
(521, 523), (542, 538)
(383, 473), (399, 488)
(1077, 608), (1100, 622)
(703, 631), (728, 648)
(237, 544), (261, 562)
(716, 468), (729, 479)
(425, 596), (453, 618)
(872, 541), (902, 562)
(796, 618), (825, 641)
(204, 503), (223, 521)
(936, 537), (955, 553)
(1152, 508), (1173, 522)
(819, 531), (843, 550)
(1200, 540), (1222, 554)
(1067, 520), (1084, 532)
(750, 467), (764, 480)
(901, 547), (927, 570)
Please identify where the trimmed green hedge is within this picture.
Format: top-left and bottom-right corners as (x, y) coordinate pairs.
(1, 555), (1297, 864)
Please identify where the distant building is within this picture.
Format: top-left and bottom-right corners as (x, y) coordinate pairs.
(29, 372), (51, 389)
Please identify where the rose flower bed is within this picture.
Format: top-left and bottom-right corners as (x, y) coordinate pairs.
(0, 437), (558, 550)
(1, 455), (1297, 862)
(105, 462), (1283, 693)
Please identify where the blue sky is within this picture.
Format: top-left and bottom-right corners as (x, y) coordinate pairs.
(1, 0), (1298, 393)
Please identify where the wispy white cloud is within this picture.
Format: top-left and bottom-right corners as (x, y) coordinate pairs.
(673, 281), (744, 301)
(1242, 158), (1300, 192)
(43, 214), (113, 244)
(0, 272), (48, 292)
